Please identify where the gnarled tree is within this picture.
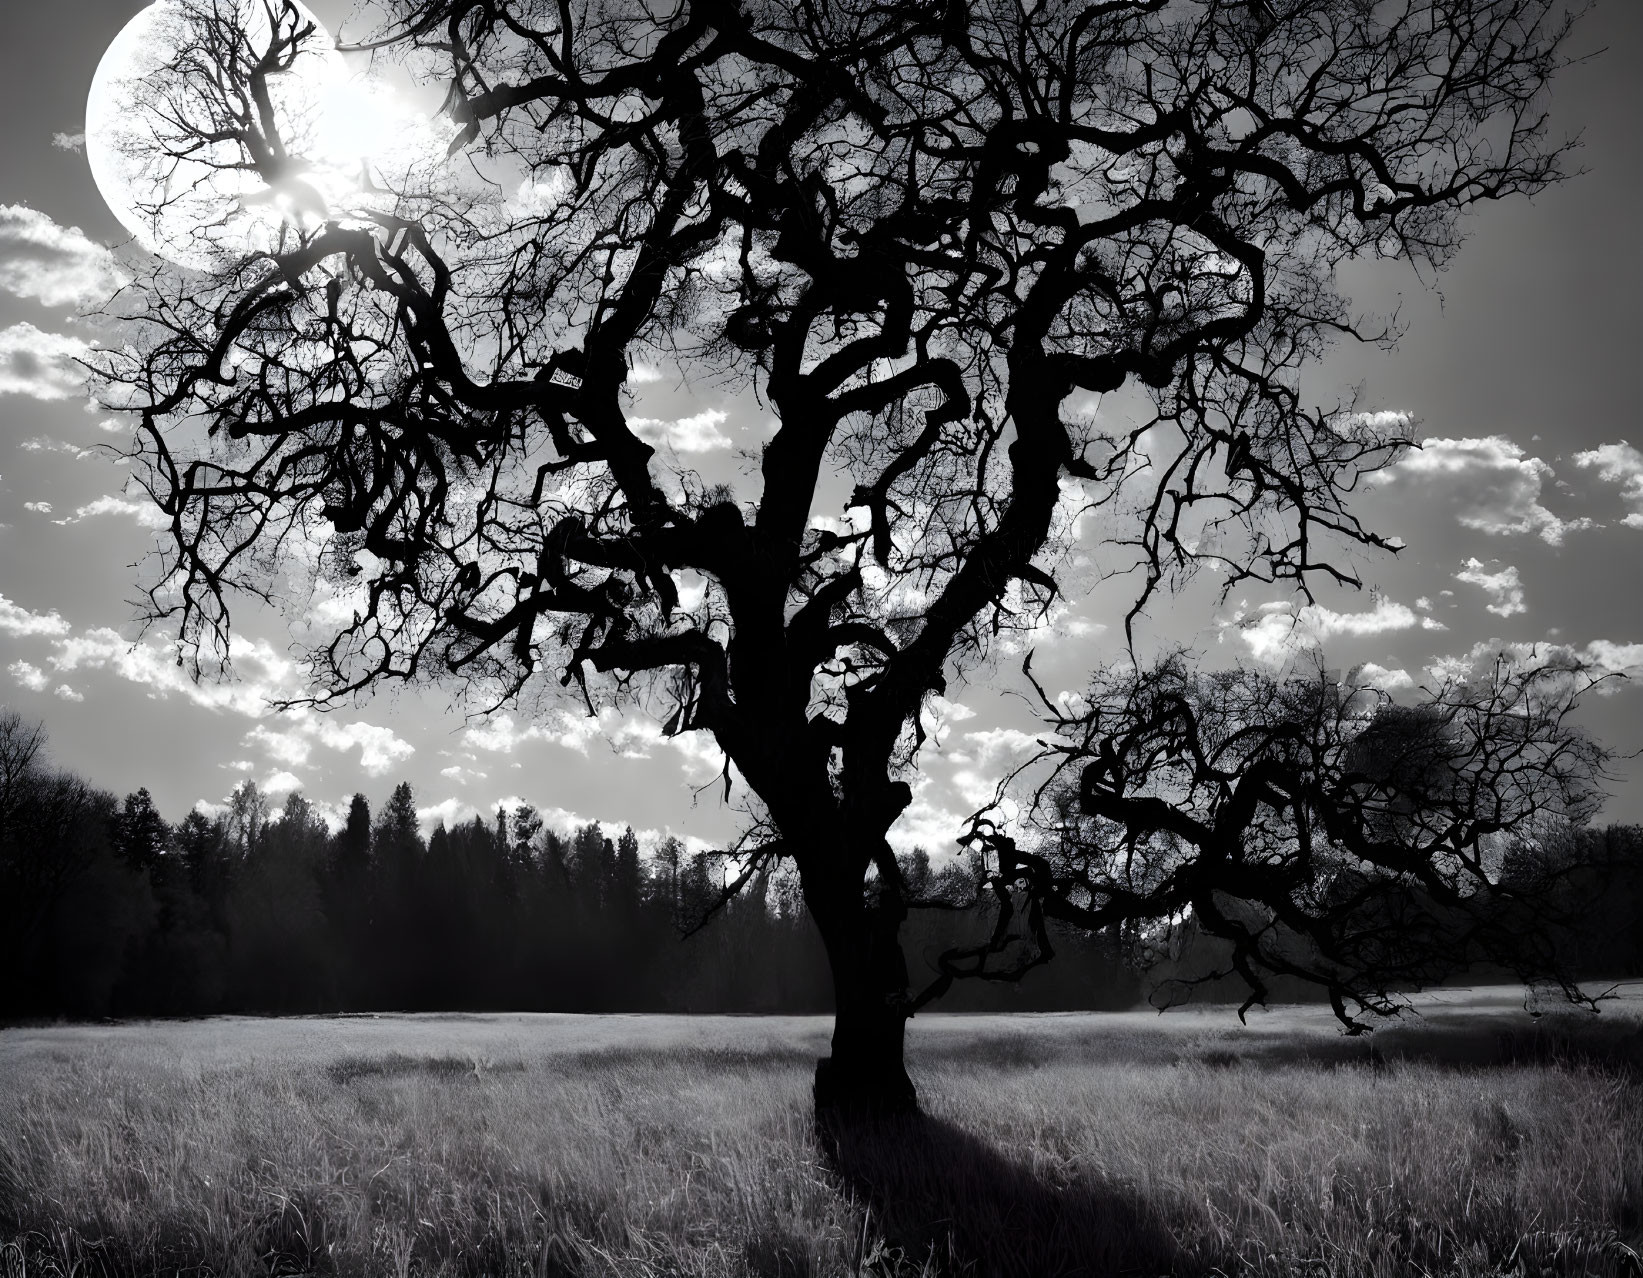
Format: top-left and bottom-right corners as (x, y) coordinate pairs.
(949, 653), (1610, 1030)
(100, 0), (1591, 1112)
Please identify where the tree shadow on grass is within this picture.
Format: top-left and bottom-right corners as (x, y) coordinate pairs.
(819, 1109), (1177, 1278)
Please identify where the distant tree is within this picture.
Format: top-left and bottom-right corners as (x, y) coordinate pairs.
(372, 781), (426, 1004)
(0, 716), (148, 1018)
(174, 807), (232, 915)
(374, 782), (422, 865)
(614, 826), (643, 917)
(0, 709), (45, 834)
(114, 788), (172, 873)
(223, 780), (268, 860)
(335, 792), (372, 879)
(230, 790), (331, 1008)
(104, 0), (1600, 1110)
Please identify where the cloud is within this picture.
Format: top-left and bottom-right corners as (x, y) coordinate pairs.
(310, 719), (415, 775)
(22, 502), (51, 514)
(1229, 596), (1420, 666)
(888, 773), (969, 856)
(462, 713), (548, 754)
(0, 322), (90, 400)
(417, 796), (476, 833)
(1426, 639), (1643, 693)
(244, 715), (415, 776)
(54, 495), (168, 528)
(1455, 558), (1526, 618)
(0, 593), (71, 638)
(18, 436), (93, 458)
(1350, 662), (1414, 692)
(628, 407), (733, 452)
(51, 133), (85, 153)
(245, 724), (312, 767)
(48, 629), (297, 716)
(1572, 441), (1643, 529)
(1345, 410), (1415, 432)
(0, 205), (125, 307)
(948, 726), (1044, 808)
(1375, 436), (1588, 544)
(464, 708), (639, 757)
(53, 684), (83, 702)
(8, 660), (48, 691)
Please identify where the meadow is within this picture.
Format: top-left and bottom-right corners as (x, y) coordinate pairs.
(2, 987), (1640, 1277)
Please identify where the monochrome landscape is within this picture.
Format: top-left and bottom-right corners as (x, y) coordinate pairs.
(1, 0), (1640, 1273)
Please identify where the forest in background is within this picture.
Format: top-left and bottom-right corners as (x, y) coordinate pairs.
(0, 711), (1142, 1020)
(2, 709), (1638, 1023)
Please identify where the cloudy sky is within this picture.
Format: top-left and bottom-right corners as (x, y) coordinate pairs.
(1, 0), (1640, 849)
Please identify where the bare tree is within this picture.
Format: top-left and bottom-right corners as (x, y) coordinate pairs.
(100, 0), (1591, 1112)
(0, 713), (117, 967)
(0, 708), (46, 832)
(947, 653), (1610, 1030)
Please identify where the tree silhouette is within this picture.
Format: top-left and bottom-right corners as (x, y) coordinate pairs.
(114, 788), (172, 873)
(103, 0), (1594, 1111)
(952, 654), (1609, 1029)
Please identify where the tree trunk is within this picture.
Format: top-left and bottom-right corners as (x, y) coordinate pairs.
(810, 890), (917, 1116)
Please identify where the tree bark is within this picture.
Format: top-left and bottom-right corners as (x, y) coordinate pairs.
(809, 887), (917, 1117)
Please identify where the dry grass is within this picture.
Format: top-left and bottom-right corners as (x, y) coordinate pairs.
(2, 989), (1640, 1277)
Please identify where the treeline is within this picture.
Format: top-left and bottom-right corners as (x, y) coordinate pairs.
(0, 712), (1135, 1021)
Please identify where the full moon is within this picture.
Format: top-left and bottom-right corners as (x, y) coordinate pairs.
(86, 0), (392, 269)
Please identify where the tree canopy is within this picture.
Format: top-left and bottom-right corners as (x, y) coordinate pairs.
(98, 0), (1603, 1111)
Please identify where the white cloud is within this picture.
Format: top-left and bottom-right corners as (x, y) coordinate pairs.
(464, 708), (649, 758)
(53, 684), (83, 702)
(0, 593), (71, 638)
(245, 724), (312, 767)
(51, 133), (85, 153)
(54, 495), (167, 528)
(0, 323), (90, 400)
(1350, 662), (1414, 692)
(311, 719), (415, 775)
(1345, 410), (1415, 432)
(418, 796), (477, 834)
(1376, 436), (1588, 544)
(22, 501), (51, 514)
(1426, 639), (1643, 693)
(1572, 441), (1643, 529)
(0, 205), (125, 307)
(1415, 596), (1433, 611)
(628, 362), (665, 384)
(18, 436), (92, 458)
(628, 407), (733, 452)
(462, 713), (547, 754)
(49, 629), (297, 716)
(8, 660), (48, 691)
(948, 727), (1043, 808)
(887, 772), (969, 856)
(1229, 596), (1420, 666)
(243, 714), (414, 776)
(1455, 558), (1527, 617)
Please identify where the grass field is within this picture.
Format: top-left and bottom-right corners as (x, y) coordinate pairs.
(2, 987), (1641, 1277)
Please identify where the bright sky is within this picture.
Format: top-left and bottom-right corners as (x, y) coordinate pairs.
(1, 0), (1639, 850)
